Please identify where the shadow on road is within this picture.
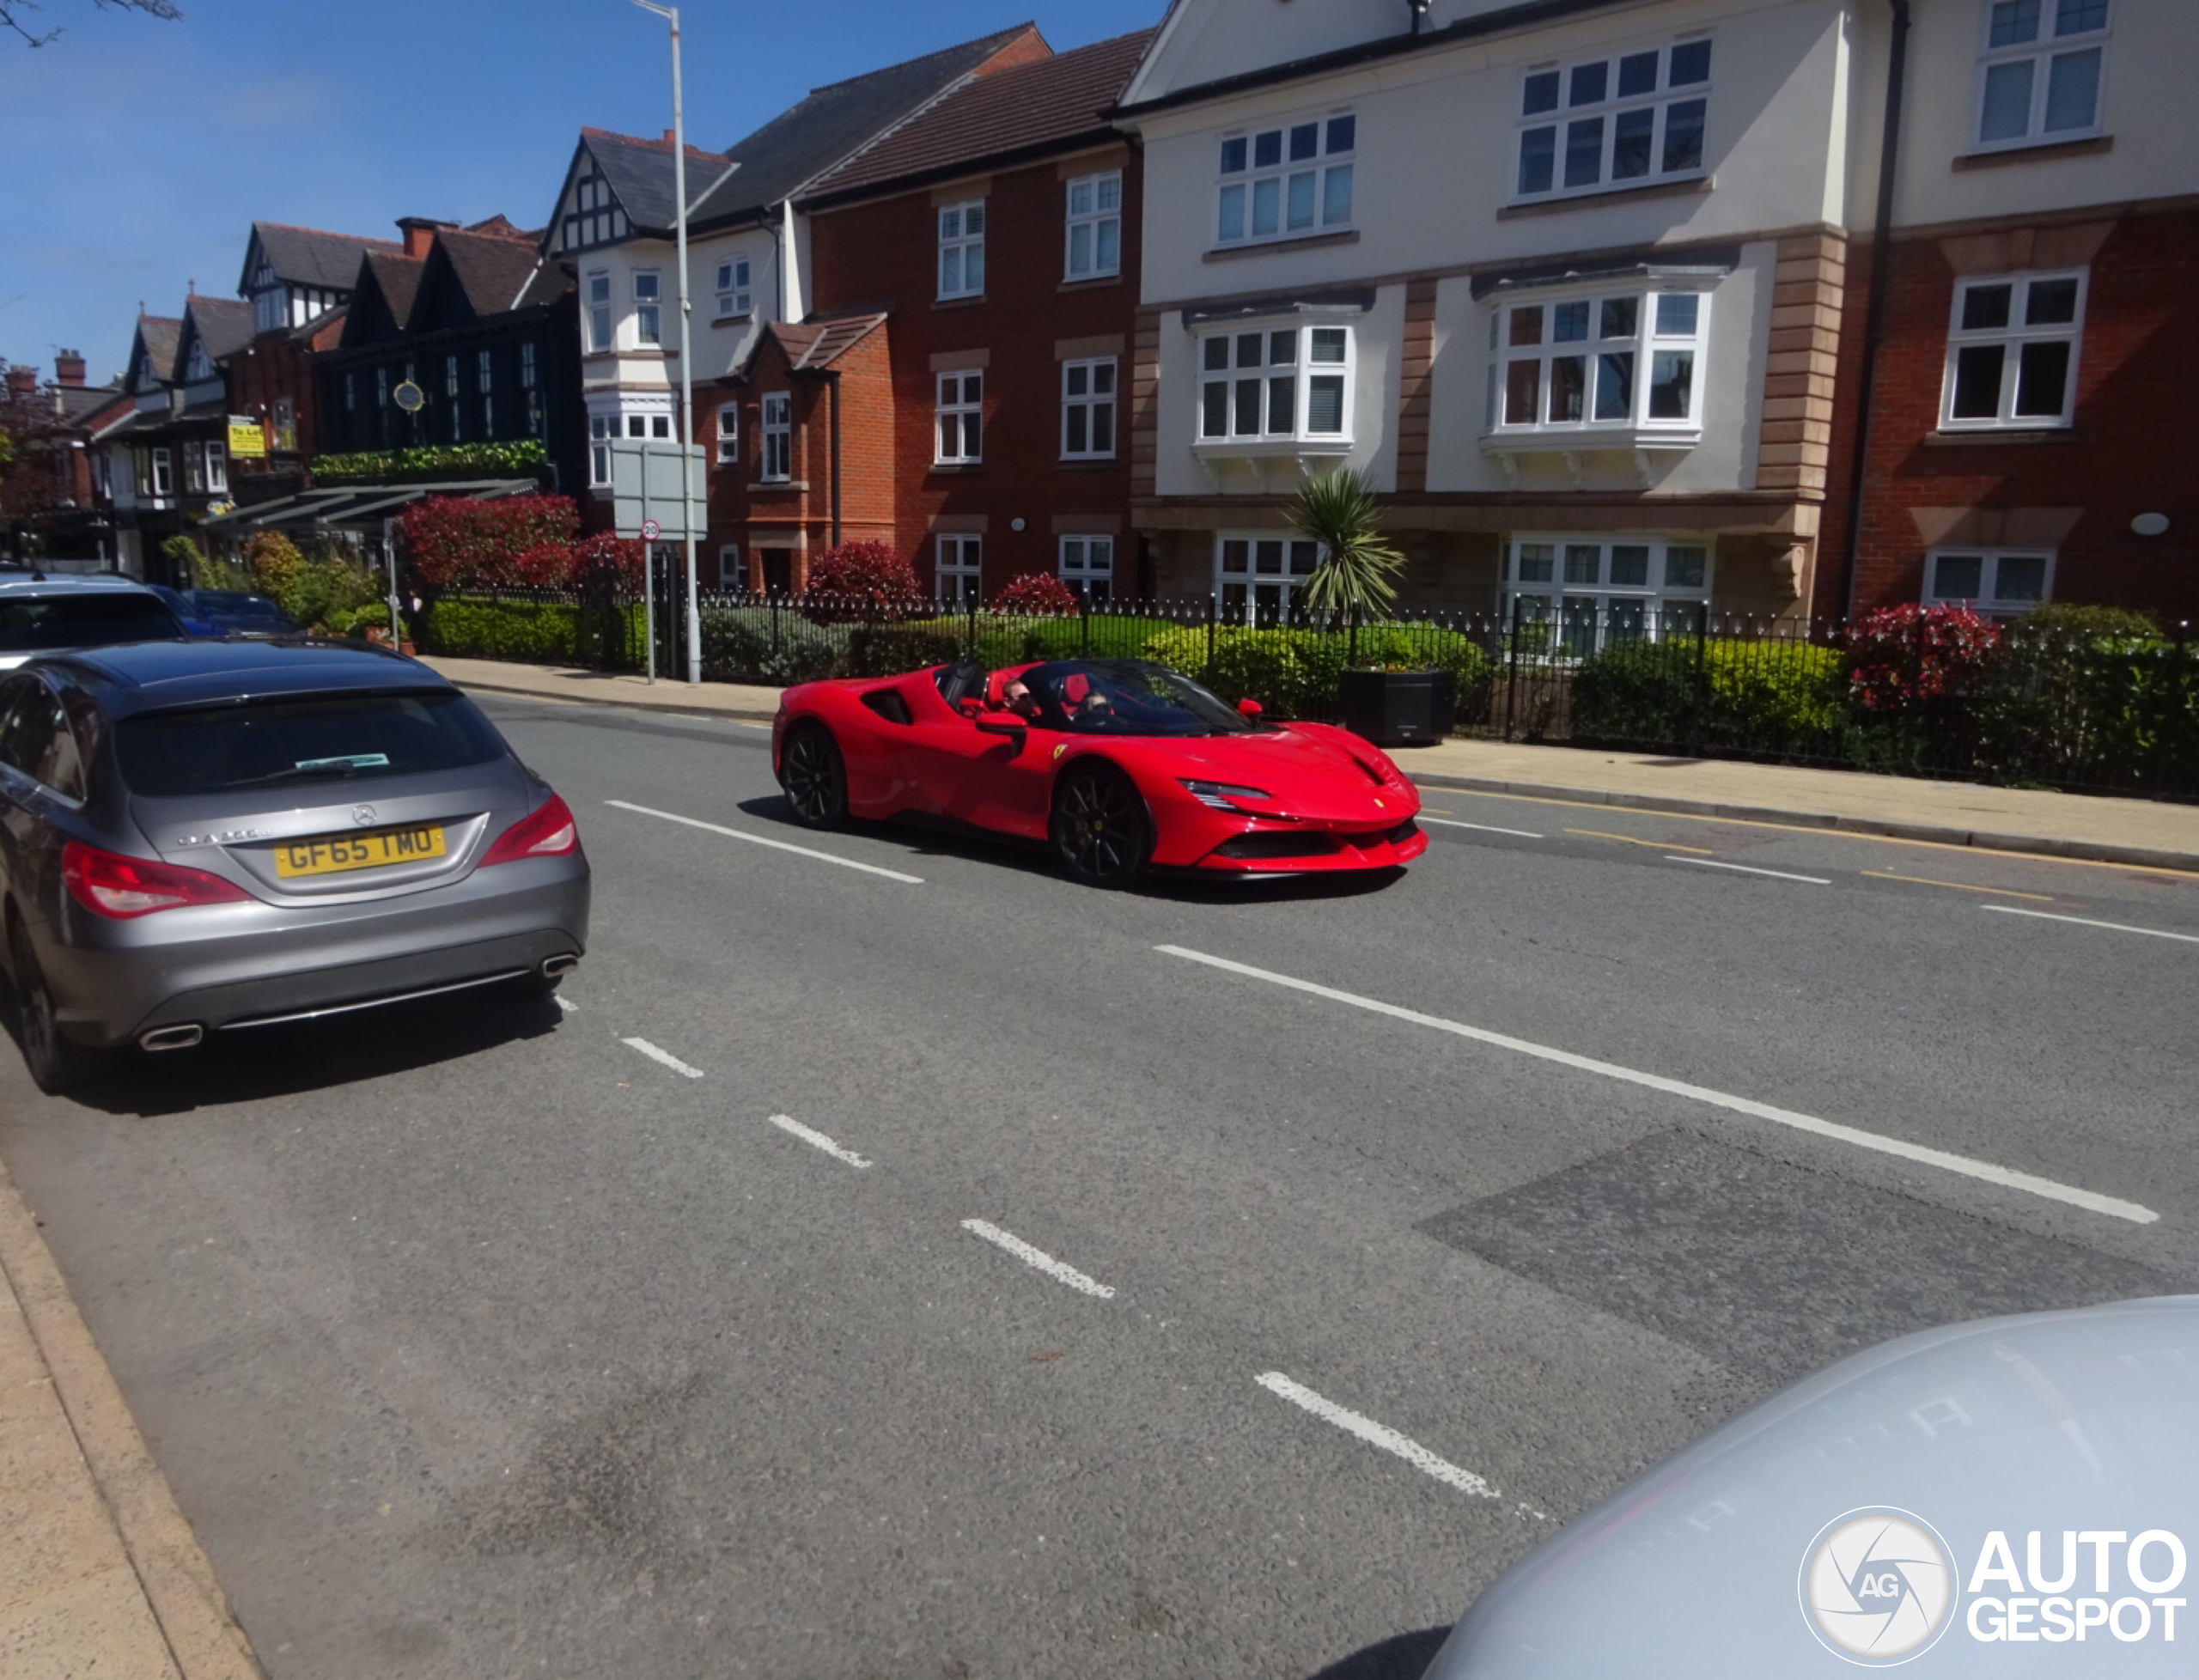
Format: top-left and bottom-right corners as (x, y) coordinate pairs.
(0, 983), (564, 1118)
(735, 794), (1412, 902)
(1303, 1625), (1452, 1679)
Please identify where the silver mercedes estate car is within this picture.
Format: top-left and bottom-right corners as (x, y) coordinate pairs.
(1, 639), (589, 1092)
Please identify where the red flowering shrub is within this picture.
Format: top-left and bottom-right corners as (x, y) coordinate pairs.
(571, 532), (646, 590)
(1844, 604), (2001, 713)
(395, 495), (580, 589)
(509, 542), (577, 587)
(801, 539), (921, 624)
(990, 571), (1078, 615)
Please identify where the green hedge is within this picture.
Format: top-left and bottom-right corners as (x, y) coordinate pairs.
(1138, 623), (1493, 721)
(700, 606), (849, 685)
(1569, 637), (1846, 756)
(417, 597), (642, 665)
(314, 439), (549, 479)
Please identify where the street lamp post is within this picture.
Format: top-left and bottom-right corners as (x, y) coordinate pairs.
(631, 0), (702, 685)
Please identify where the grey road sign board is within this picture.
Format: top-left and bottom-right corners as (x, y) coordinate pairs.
(608, 441), (706, 540)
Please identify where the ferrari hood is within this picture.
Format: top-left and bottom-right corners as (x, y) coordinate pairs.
(1157, 725), (1416, 824)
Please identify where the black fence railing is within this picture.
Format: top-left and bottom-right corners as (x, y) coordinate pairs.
(410, 589), (2199, 800)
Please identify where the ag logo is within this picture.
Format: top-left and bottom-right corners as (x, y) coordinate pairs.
(1800, 1507), (1959, 1665)
(350, 805), (377, 827)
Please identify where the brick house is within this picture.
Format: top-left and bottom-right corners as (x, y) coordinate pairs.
(772, 29), (1154, 603)
(1818, 0), (2199, 623)
(0, 352), (131, 564)
(537, 24), (1049, 546)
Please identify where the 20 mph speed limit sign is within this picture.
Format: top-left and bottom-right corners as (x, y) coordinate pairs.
(640, 518), (661, 542)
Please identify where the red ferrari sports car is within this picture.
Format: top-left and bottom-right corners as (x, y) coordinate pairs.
(771, 656), (1427, 887)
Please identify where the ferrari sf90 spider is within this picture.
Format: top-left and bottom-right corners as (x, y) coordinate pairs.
(771, 657), (1426, 887)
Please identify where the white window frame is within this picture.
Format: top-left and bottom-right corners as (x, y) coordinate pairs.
(633, 270), (662, 347)
(1513, 37), (1712, 202)
(716, 401), (740, 466)
(760, 393), (792, 482)
(1058, 535), (1115, 601)
(1489, 286), (1710, 439)
(1063, 171), (1122, 280)
(1940, 269), (2086, 430)
(1196, 322), (1355, 449)
(183, 441), (204, 494)
(588, 415), (612, 486)
(1500, 535), (1713, 654)
(186, 338), (210, 380)
(1215, 533), (1321, 621)
(204, 438), (227, 494)
(561, 163), (630, 253)
(587, 271), (613, 353)
(149, 446), (172, 497)
(938, 202), (985, 300)
(1060, 357), (1117, 460)
(935, 370), (983, 465)
(1973, 0), (2111, 151)
(1215, 111), (1355, 248)
(714, 256), (752, 319)
(1923, 547), (2054, 615)
(935, 534), (982, 604)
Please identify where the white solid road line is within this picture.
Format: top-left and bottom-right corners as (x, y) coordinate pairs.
(621, 1037), (705, 1080)
(604, 800), (924, 884)
(960, 1220), (1117, 1299)
(1421, 816), (1544, 838)
(1157, 946), (2157, 1225)
(768, 1113), (873, 1169)
(1671, 856), (1831, 885)
(554, 995), (578, 1014)
(1256, 1373), (1544, 1517)
(1982, 904), (2199, 946)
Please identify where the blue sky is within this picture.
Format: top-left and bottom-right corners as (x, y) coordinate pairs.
(0, 0), (1165, 386)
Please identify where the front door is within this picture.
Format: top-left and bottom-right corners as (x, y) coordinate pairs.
(760, 547), (794, 597)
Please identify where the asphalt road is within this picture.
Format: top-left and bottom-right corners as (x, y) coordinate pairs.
(3, 694), (2196, 1679)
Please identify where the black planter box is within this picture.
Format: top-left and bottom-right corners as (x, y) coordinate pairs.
(1340, 667), (1457, 748)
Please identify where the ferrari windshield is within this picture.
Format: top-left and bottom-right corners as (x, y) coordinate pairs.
(1020, 660), (1254, 737)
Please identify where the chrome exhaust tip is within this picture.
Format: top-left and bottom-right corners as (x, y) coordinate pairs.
(139, 1024), (204, 1052)
(540, 953), (580, 978)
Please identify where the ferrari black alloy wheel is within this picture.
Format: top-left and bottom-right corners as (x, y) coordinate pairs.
(780, 721), (849, 830)
(1051, 763), (1151, 889)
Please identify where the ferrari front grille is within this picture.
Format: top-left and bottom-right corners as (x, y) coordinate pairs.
(1215, 832), (1344, 860)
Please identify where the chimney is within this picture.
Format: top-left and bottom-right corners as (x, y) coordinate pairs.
(4, 365), (36, 399)
(664, 128), (677, 147)
(396, 216), (453, 259)
(54, 350), (86, 387)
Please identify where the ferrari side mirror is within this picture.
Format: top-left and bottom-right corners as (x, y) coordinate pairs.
(1237, 697), (1264, 718)
(973, 710), (1028, 740)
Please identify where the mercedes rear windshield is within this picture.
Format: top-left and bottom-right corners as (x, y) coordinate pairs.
(115, 690), (507, 797)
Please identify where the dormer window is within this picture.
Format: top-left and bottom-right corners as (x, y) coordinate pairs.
(186, 339), (210, 380)
(137, 351), (155, 387)
(562, 161), (630, 252)
(253, 286), (287, 335)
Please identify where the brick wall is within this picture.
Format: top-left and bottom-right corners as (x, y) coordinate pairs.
(807, 146), (1141, 599)
(1820, 205), (2199, 623)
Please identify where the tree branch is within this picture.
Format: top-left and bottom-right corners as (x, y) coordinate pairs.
(0, 0), (182, 48)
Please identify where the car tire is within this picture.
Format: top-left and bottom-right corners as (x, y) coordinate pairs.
(1051, 763), (1152, 889)
(8, 922), (90, 1096)
(779, 721), (849, 830)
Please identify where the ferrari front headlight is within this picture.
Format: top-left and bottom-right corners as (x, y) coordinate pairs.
(1179, 779), (1274, 809)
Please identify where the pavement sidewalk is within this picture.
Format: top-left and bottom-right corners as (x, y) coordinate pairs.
(0, 1157), (262, 1680)
(425, 655), (2199, 872)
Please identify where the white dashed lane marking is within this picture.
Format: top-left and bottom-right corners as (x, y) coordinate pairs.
(1982, 904), (2199, 945)
(605, 799), (924, 884)
(961, 1220), (1116, 1299)
(1671, 856), (1830, 885)
(621, 1037), (705, 1080)
(1155, 945), (2157, 1226)
(767, 1113), (873, 1169)
(1256, 1372), (1544, 1518)
(1420, 817), (1544, 838)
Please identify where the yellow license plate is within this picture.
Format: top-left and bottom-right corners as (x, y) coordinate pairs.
(273, 824), (447, 878)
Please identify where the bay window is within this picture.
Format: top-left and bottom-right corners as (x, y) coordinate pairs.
(761, 393), (792, 481)
(1941, 271), (2083, 429)
(1197, 323), (1352, 447)
(634, 271), (662, 346)
(204, 440), (227, 494)
(1976, 0), (2109, 149)
(589, 416), (612, 486)
(716, 402), (740, 466)
(1216, 112), (1354, 247)
(587, 271), (612, 353)
(149, 446), (172, 497)
(1215, 534), (1320, 620)
(1515, 38), (1709, 199)
(1489, 288), (1708, 437)
(1501, 535), (1712, 654)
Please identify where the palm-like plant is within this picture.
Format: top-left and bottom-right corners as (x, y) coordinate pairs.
(1288, 467), (1404, 638)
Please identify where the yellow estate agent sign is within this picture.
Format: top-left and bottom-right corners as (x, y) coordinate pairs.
(227, 417), (268, 459)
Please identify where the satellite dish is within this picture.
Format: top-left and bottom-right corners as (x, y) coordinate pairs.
(393, 380), (426, 414)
